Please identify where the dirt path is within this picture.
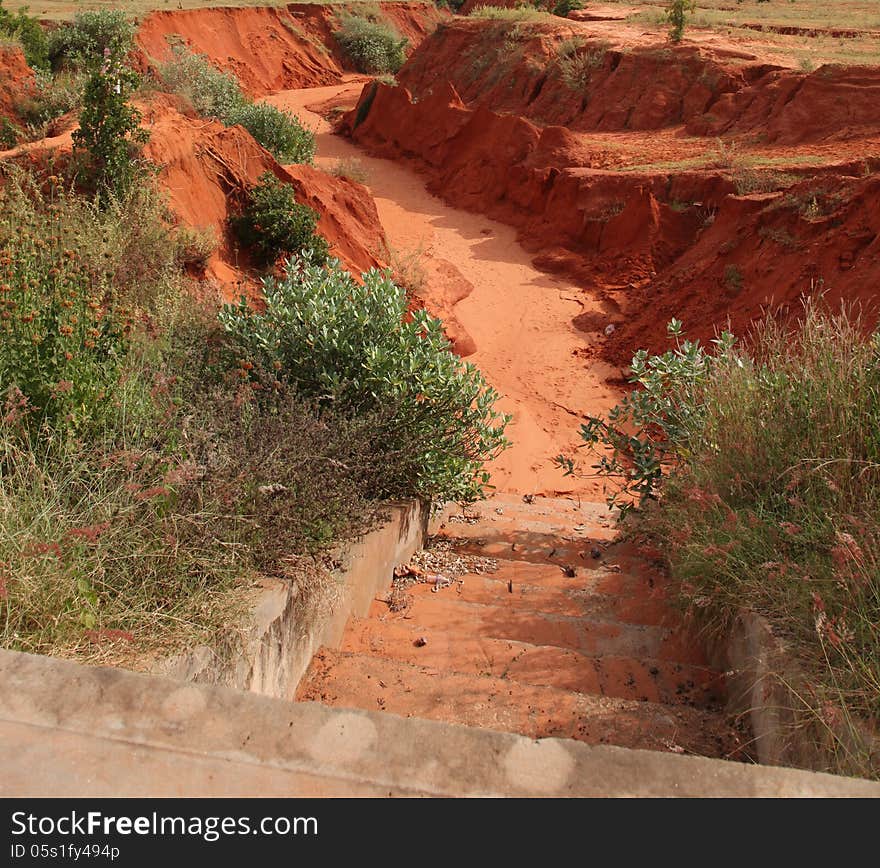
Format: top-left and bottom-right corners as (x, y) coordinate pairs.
(267, 83), (623, 498)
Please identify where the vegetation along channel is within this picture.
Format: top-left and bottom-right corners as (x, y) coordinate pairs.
(1, 0), (879, 789)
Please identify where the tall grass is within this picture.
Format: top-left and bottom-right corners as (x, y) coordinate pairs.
(584, 301), (880, 777)
(468, 6), (554, 21)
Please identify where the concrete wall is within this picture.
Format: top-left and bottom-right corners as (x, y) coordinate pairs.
(156, 499), (428, 700)
(711, 611), (878, 774)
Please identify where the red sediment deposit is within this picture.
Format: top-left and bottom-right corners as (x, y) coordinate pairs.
(0, 44), (34, 122)
(135, 2), (445, 96)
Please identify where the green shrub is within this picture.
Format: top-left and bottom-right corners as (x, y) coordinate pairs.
(557, 316), (724, 515)
(229, 172), (328, 267)
(47, 9), (135, 70)
(226, 102), (315, 164)
(0, 1), (49, 70)
(218, 257), (510, 503)
(159, 44), (315, 163)
(552, 0), (583, 17)
(333, 14), (408, 75)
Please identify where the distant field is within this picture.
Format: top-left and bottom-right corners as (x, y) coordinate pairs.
(3, 0), (422, 22)
(600, 0), (880, 66)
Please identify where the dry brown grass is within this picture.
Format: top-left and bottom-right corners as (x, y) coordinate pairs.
(593, 0), (880, 67)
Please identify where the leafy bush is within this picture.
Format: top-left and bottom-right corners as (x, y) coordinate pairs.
(566, 303), (880, 778)
(229, 173), (328, 267)
(333, 14), (408, 75)
(557, 317), (725, 515)
(47, 9), (134, 70)
(226, 102), (315, 164)
(159, 44), (315, 163)
(72, 55), (148, 202)
(218, 257), (510, 503)
(0, 1), (49, 70)
(158, 42), (245, 122)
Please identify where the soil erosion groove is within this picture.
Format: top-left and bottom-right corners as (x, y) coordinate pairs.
(267, 83), (622, 498)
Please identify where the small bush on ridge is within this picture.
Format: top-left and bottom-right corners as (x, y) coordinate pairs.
(667, 0), (695, 43)
(158, 44), (315, 163)
(229, 172), (328, 267)
(333, 14), (408, 75)
(226, 102), (315, 164)
(47, 9), (135, 70)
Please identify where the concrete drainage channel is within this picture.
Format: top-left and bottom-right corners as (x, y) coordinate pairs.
(1, 496), (879, 796)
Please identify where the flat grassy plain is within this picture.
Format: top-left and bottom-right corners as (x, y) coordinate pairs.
(600, 0), (880, 66)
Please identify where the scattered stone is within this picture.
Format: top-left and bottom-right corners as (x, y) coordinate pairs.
(495, 507), (504, 515)
(522, 494), (535, 504)
(414, 636), (428, 647)
(507, 579), (513, 594)
(561, 564), (577, 578)
(590, 546), (602, 559)
(604, 323), (616, 336)
(257, 483), (288, 497)
(406, 537), (498, 581)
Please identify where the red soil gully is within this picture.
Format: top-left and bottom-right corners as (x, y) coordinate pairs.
(14, 4), (877, 762)
(270, 84), (746, 761)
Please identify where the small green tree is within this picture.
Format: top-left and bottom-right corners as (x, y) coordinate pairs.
(555, 319), (735, 515)
(71, 49), (148, 203)
(667, 0), (695, 43)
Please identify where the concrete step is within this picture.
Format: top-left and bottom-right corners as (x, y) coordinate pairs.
(297, 649), (740, 759)
(365, 593), (710, 664)
(407, 569), (673, 625)
(341, 618), (726, 707)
